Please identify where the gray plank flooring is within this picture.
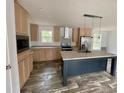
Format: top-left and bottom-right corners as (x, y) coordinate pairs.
(21, 61), (116, 93)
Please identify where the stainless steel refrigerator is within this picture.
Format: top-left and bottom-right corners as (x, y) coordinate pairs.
(80, 36), (93, 52)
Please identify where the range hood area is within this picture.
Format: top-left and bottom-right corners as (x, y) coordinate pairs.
(60, 27), (73, 51)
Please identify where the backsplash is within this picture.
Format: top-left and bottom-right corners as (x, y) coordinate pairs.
(31, 41), (76, 47)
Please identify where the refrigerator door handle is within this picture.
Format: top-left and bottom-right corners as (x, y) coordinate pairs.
(6, 65), (11, 70)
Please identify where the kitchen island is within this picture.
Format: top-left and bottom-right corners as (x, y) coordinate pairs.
(61, 50), (117, 86)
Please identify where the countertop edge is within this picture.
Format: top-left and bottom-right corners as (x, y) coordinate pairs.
(62, 55), (117, 61)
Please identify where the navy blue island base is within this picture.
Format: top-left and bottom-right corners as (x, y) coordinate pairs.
(62, 56), (117, 86)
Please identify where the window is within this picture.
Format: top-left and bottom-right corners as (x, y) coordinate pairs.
(41, 31), (53, 42)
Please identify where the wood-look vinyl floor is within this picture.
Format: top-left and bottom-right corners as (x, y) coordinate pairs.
(21, 60), (116, 93)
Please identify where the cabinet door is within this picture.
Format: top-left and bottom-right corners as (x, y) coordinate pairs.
(23, 56), (30, 82)
(30, 24), (38, 41)
(79, 27), (91, 36)
(31, 54), (33, 71)
(72, 28), (78, 42)
(53, 26), (60, 42)
(15, 2), (28, 36)
(15, 3), (21, 35)
(29, 54), (33, 72)
(55, 48), (61, 59)
(18, 61), (25, 89)
(21, 8), (28, 35)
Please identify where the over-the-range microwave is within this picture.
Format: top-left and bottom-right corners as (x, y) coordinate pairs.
(16, 35), (29, 53)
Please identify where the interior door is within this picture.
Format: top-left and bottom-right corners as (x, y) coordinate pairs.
(6, 0), (20, 92)
(6, 36), (13, 93)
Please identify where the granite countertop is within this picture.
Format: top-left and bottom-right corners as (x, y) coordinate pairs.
(17, 49), (33, 62)
(31, 46), (61, 49)
(61, 50), (117, 61)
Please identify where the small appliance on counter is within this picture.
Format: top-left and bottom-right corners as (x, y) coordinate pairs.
(16, 35), (29, 53)
(80, 36), (93, 52)
(61, 37), (73, 51)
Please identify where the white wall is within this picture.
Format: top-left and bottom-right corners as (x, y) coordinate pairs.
(93, 26), (117, 54)
(101, 31), (108, 47)
(7, 0), (20, 93)
(107, 31), (117, 54)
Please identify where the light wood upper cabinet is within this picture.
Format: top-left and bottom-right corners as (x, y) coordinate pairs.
(53, 26), (60, 42)
(72, 28), (79, 46)
(15, 2), (28, 36)
(72, 28), (79, 42)
(72, 27), (91, 47)
(21, 8), (28, 36)
(15, 3), (21, 34)
(29, 54), (33, 72)
(79, 27), (92, 36)
(30, 24), (38, 41)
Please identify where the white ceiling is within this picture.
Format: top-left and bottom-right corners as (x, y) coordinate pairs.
(19, 0), (116, 28)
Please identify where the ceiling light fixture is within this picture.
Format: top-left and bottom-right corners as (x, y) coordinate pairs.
(83, 14), (103, 34)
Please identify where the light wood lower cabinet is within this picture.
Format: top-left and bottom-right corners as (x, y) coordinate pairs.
(29, 53), (33, 72)
(18, 60), (25, 89)
(18, 50), (33, 89)
(32, 47), (61, 62)
(23, 57), (30, 81)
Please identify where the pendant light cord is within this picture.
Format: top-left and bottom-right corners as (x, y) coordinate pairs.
(99, 18), (102, 33)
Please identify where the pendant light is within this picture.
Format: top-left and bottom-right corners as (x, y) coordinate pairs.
(83, 14), (103, 37)
(83, 14), (103, 50)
